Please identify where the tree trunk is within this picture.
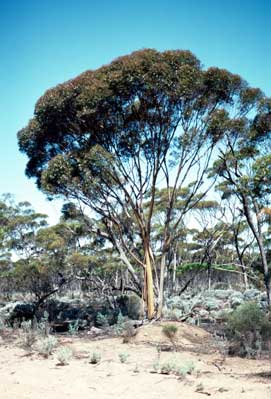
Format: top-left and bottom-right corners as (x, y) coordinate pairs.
(242, 195), (271, 306)
(256, 236), (271, 306)
(240, 263), (248, 290)
(207, 260), (212, 291)
(144, 244), (155, 319)
(233, 228), (248, 289)
(157, 253), (166, 318)
(172, 250), (177, 290)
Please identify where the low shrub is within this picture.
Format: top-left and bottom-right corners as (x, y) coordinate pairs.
(152, 357), (195, 377)
(96, 312), (109, 328)
(175, 360), (195, 377)
(162, 324), (178, 350)
(160, 359), (176, 374)
(36, 336), (58, 357)
(114, 312), (126, 336)
(226, 302), (271, 357)
(89, 351), (102, 364)
(119, 352), (129, 363)
(56, 347), (73, 365)
(68, 320), (79, 336)
(21, 320), (37, 350)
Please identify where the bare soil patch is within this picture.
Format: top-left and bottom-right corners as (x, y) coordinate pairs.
(0, 322), (270, 399)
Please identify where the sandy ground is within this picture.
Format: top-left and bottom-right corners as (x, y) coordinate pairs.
(0, 322), (270, 399)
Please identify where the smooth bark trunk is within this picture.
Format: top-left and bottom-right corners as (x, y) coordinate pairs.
(144, 244), (155, 319)
(157, 253), (166, 318)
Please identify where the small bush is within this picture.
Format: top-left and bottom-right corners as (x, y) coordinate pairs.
(114, 312), (126, 335)
(162, 324), (178, 350)
(160, 359), (176, 374)
(37, 311), (50, 337)
(68, 320), (79, 336)
(21, 320), (37, 350)
(96, 312), (109, 328)
(153, 358), (196, 377)
(89, 351), (102, 364)
(226, 302), (271, 357)
(56, 347), (73, 365)
(122, 321), (138, 343)
(175, 361), (195, 377)
(151, 360), (160, 373)
(36, 336), (58, 357)
(119, 352), (129, 363)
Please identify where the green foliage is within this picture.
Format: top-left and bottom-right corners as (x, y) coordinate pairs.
(162, 324), (178, 348)
(37, 311), (50, 338)
(176, 262), (236, 276)
(162, 323), (178, 338)
(89, 351), (102, 364)
(68, 320), (79, 336)
(36, 336), (58, 357)
(56, 347), (73, 365)
(21, 320), (37, 350)
(119, 352), (129, 363)
(96, 312), (109, 328)
(152, 357), (195, 377)
(226, 302), (271, 357)
(114, 311), (126, 335)
(175, 361), (195, 377)
(160, 359), (177, 374)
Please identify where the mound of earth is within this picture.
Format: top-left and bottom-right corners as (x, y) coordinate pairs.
(134, 321), (213, 351)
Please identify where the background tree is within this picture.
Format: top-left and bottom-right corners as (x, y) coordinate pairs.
(211, 97), (271, 304)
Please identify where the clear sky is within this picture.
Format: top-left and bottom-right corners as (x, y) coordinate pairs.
(0, 0), (270, 224)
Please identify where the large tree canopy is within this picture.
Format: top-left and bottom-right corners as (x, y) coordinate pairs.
(18, 49), (270, 317)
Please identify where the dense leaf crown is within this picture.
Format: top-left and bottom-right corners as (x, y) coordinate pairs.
(18, 49), (269, 201)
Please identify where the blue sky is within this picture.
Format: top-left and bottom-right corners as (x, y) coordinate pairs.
(0, 0), (270, 223)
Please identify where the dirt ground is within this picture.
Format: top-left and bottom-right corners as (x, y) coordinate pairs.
(0, 322), (270, 399)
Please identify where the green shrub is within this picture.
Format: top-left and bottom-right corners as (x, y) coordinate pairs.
(56, 347), (73, 365)
(226, 302), (271, 357)
(96, 312), (109, 328)
(68, 320), (79, 336)
(151, 358), (196, 377)
(37, 311), (50, 337)
(21, 320), (37, 350)
(36, 336), (58, 357)
(175, 361), (195, 377)
(162, 324), (178, 350)
(119, 352), (129, 363)
(89, 351), (102, 364)
(114, 311), (126, 335)
(160, 359), (176, 374)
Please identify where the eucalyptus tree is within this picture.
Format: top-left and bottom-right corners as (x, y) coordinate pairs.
(18, 49), (258, 317)
(211, 98), (271, 304)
